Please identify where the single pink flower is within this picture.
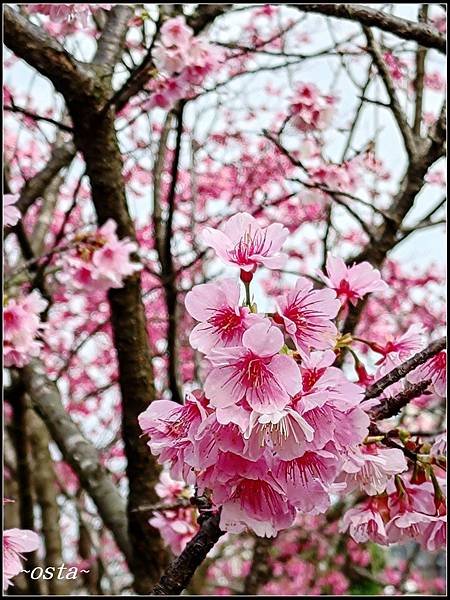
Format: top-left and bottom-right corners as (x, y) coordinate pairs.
(3, 291), (48, 368)
(340, 502), (389, 545)
(244, 407), (314, 460)
(408, 350), (446, 397)
(219, 477), (296, 537)
(274, 450), (339, 513)
(386, 511), (435, 545)
(207, 455), (296, 537)
(201, 212), (288, 272)
(191, 413), (247, 468)
(297, 350), (364, 412)
(149, 510), (197, 554)
(3, 528), (40, 590)
(340, 445), (408, 496)
(155, 472), (186, 501)
(431, 432), (447, 457)
(185, 278), (263, 354)
(160, 16), (193, 49)
(320, 256), (387, 307)
(91, 219), (141, 287)
(138, 393), (209, 482)
(275, 277), (340, 358)
(204, 321), (301, 414)
(331, 407), (370, 451)
(371, 323), (425, 364)
(290, 351), (368, 450)
(3, 194), (21, 227)
(422, 514), (446, 551)
(66, 219), (141, 291)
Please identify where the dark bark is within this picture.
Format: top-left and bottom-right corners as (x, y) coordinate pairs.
(9, 387), (44, 594)
(15, 142), (75, 215)
(161, 104), (185, 404)
(20, 361), (133, 567)
(67, 97), (169, 592)
(369, 379), (432, 421)
(27, 410), (70, 595)
(151, 512), (224, 595)
(294, 4), (446, 53)
(3, 6), (93, 103)
(364, 337), (446, 400)
(188, 4), (232, 34)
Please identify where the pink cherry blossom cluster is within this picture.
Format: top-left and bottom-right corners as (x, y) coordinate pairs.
(139, 212), (402, 538)
(60, 219), (142, 291)
(148, 473), (198, 554)
(3, 194), (21, 227)
(288, 83), (336, 133)
(146, 16), (219, 110)
(26, 4), (111, 28)
(3, 500), (40, 590)
(383, 52), (408, 84)
(341, 474), (446, 551)
(4, 291), (48, 368)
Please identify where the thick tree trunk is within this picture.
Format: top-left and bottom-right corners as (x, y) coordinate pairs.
(27, 410), (70, 595)
(68, 98), (168, 592)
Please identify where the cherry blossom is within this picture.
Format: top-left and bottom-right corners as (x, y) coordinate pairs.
(26, 4), (111, 27)
(201, 212), (289, 273)
(340, 500), (389, 545)
(148, 16), (219, 109)
(3, 528), (40, 590)
(320, 255), (388, 307)
(63, 219), (142, 291)
(149, 472), (197, 554)
(274, 277), (340, 358)
(138, 393), (208, 482)
(204, 321), (301, 414)
(408, 350), (447, 397)
(339, 445), (408, 496)
(3, 194), (21, 227)
(289, 83), (335, 132)
(184, 278), (263, 354)
(3, 3), (446, 592)
(3, 291), (48, 368)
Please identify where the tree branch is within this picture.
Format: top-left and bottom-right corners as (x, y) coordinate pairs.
(369, 379), (432, 421)
(9, 383), (43, 594)
(93, 5), (133, 72)
(412, 6), (429, 136)
(293, 4), (446, 53)
(187, 4), (232, 34)
(19, 360), (134, 567)
(15, 141), (76, 215)
(27, 410), (70, 594)
(151, 512), (224, 595)
(341, 106), (446, 336)
(67, 65), (169, 594)
(161, 102), (185, 404)
(4, 104), (73, 132)
(3, 6), (93, 103)
(364, 337), (446, 400)
(364, 26), (416, 159)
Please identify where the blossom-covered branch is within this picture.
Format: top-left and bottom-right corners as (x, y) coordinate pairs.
(295, 4), (446, 52)
(365, 337), (446, 400)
